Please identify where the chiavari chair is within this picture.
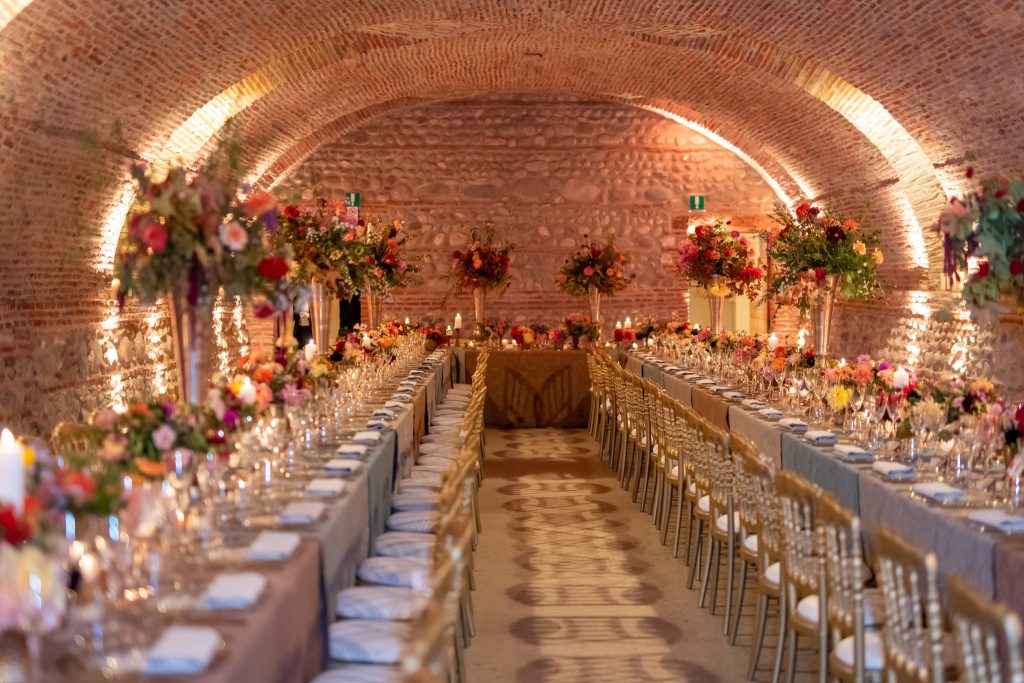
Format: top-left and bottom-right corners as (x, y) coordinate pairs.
(947, 574), (1024, 683)
(722, 433), (758, 638)
(729, 437), (771, 645)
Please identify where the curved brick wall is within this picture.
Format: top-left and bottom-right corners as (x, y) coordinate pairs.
(1, 1), (1023, 431)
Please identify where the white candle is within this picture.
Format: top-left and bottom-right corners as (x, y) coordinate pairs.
(0, 428), (25, 514)
(624, 317), (633, 329)
(454, 313), (462, 330)
(404, 317), (410, 325)
(616, 320), (622, 329)
(237, 377), (257, 405)
(767, 332), (779, 351)
(446, 325), (453, 334)
(892, 367), (910, 389)
(304, 339), (317, 362)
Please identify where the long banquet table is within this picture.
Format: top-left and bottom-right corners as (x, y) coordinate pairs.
(627, 352), (1024, 619)
(455, 348), (590, 428)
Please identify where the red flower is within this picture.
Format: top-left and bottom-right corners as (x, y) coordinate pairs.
(283, 204), (302, 220)
(257, 256), (289, 280)
(1016, 405), (1024, 428)
(0, 504), (31, 546)
(977, 261), (990, 278)
(966, 166), (974, 179)
(1017, 199), (1024, 213)
(591, 247), (602, 258)
(1011, 260), (1024, 276)
(814, 267), (826, 281)
(694, 225), (704, 236)
(996, 190), (1007, 199)
(796, 203), (811, 219)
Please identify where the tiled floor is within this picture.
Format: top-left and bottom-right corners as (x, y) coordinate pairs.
(465, 428), (807, 682)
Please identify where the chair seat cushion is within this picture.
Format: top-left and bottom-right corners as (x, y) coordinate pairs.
(374, 532), (436, 558)
(743, 534), (758, 554)
(387, 510), (441, 533)
(397, 479), (441, 494)
(715, 511), (740, 534)
(796, 594), (821, 625)
(410, 468), (445, 481)
(763, 562), (781, 588)
(336, 586), (419, 620)
(697, 495), (710, 513)
(416, 456), (457, 468)
(833, 631), (884, 670)
(357, 556), (431, 588)
(311, 665), (401, 683)
(390, 491), (441, 512)
(419, 444), (458, 456)
(328, 619), (411, 664)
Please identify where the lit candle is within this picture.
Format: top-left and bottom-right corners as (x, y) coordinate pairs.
(237, 377), (257, 405)
(404, 317), (410, 325)
(616, 321), (623, 329)
(624, 317), (633, 329)
(454, 313), (462, 330)
(767, 332), (779, 351)
(892, 367), (910, 389)
(0, 428), (25, 514)
(446, 325), (453, 334)
(304, 339), (318, 362)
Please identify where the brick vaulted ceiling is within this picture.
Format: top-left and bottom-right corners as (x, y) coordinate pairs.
(2, 0), (1022, 293)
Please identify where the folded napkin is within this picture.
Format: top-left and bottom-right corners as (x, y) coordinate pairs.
(722, 391), (746, 402)
(695, 378), (715, 386)
(683, 374), (702, 381)
(371, 409), (396, 420)
(247, 531), (301, 561)
(758, 407), (784, 420)
(830, 443), (871, 460)
(352, 430), (382, 444)
(389, 395), (412, 403)
(394, 388), (415, 395)
(742, 399), (766, 409)
(969, 509), (1024, 532)
(872, 460), (913, 478)
(384, 400), (408, 410)
(366, 420), (388, 430)
(145, 626), (222, 675)
(336, 443), (368, 457)
(805, 430), (838, 445)
(202, 572), (266, 610)
(325, 458), (363, 475)
(912, 482), (966, 502)
(278, 501), (325, 525)
(707, 385), (728, 393)
(778, 417), (809, 432)
(306, 478), (346, 497)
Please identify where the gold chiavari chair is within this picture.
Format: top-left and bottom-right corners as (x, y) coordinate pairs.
(696, 420), (734, 619)
(637, 381), (665, 512)
(723, 433), (759, 639)
(776, 470), (827, 683)
(874, 527), (954, 683)
(948, 574), (1024, 683)
(684, 412), (715, 592)
(817, 490), (885, 682)
(653, 394), (686, 547)
(745, 453), (786, 682)
(629, 378), (658, 504)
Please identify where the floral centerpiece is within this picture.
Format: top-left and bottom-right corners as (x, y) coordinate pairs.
(763, 201), (883, 356)
(475, 318), (509, 344)
(233, 343), (313, 408)
(562, 313), (600, 348)
(677, 220), (764, 331)
(90, 402), (209, 481)
(115, 142), (294, 403)
(614, 327), (637, 344)
(331, 324), (402, 363)
(449, 225), (515, 323)
(557, 235), (633, 325)
(508, 326), (538, 348)
(275, 200), (361, 295)
(939, 169), (1024, 322)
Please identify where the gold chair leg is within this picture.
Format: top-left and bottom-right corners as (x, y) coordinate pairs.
(672, 484), (685, 557)
(660, 485), (673, 544)
(699, 536), (718, 608)
(723, 533), (736, 635)
(772, 593), (788, 683)
(748, 592), (770, 680)
(730, 560), (750, 645)
(687, 520), (704, 589)
(785, 628), (798, 683)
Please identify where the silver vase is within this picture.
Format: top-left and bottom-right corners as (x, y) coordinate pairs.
(309, 281), (334, 352)
(365, 277), (385, 329)
(587, 285), (602, 324)
(473, 287), (486, 324)
(167, 293), (213, 405)
(705, 288), (725, 333)
(811, 274), (840, 358)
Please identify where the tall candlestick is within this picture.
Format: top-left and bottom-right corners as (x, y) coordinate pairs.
(892, 367), (910, 389)
(304, 339), (318, 362)
(454, 313), (462, 330)
(0, 428), (25, 514)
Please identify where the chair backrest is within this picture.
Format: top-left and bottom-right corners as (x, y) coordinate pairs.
(948, 574), (1024, 683)
(742, 447), (780, 571)
(50, 420), (104, 468)
(874, 527), (946, 683)
(732, 440), (767, 538)
(776, 470), (822, 597)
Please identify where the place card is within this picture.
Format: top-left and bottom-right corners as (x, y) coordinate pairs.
(912, 482), (966, 503)
(306, 478), (346, 497)
(278, 501), (324, 525)
(325, 458), (363, 475)
(805, 430), (838, 446)
(145, 626), (222, 675)
(778, 418), (808, 433)
(247, 531), (300, 561)
(336, 443), (368, 457)
(969, 509), (1024, 532)
(202, 572), (266, 610)
(872, 460), (914, 478)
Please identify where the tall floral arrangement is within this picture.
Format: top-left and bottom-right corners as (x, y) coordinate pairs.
(762, 201), (883, 313)
(115, 142), (293, 316)
(348, 217), (419, 293)
(449, 225), (515, 293)
(676, 220), (764, 297)
(556, 235), (633, 296)
(939, 169), (1024, 321)
(275, 199), (361, 298)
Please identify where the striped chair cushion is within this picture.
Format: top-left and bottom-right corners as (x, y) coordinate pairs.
(386, 510), (441, 533)
(328, 620), (410, 664)
(311, 665), (401, 683)
(390, 491), (441, 512)
(374, 532), (436, 558)
(357, 556), (431, 588)
(336, 585), (420, 620)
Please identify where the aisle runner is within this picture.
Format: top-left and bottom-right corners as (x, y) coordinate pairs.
(467, 429), (744, 682)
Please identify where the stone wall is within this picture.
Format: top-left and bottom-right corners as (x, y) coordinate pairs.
(278, 97), (779, 328)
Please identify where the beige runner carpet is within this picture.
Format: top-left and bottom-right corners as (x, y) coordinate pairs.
(465, 428), (752, 682)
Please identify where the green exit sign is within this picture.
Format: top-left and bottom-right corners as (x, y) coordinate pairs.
(689, 195), (705, 210)
(345, 192), (361, 207)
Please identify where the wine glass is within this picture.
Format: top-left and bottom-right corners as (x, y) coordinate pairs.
(14, 546), (68, 680)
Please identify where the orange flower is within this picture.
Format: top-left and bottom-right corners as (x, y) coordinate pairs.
(128, 404), (153, 417)
(252, 367), (275, 384)
(843, 219), (859, 231)
(135, 457), (166, 478)
(243, 191), (276, 218)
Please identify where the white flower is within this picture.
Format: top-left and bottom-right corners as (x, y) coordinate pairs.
(219, 221), (249, 251)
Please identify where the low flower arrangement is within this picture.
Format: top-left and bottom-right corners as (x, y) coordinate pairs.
(331, 325), (402, 363)
(763, 201), (883, 313)
(449, 225), (515, 294)
(421, 327), (451, 347)
(115, 143), (293, 316)
(475, 319), (509, 341)
(613, 327), (637, 344)
(939, 169), (1024, 321)
(556, 235), (633, 296)
(89, 402), (209, 481)
(562, 313), (600, 346)
(508, 326), (538, 347)
(676, 220), (764, 297)
(233, 343), (313, 407)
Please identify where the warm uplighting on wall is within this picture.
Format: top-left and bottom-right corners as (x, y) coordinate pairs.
(98, 298), (125, 411)
(233, 297), (250, 358)
(213, 295), (230, 377)
(905, 293), (932, 367)
(144, 309), (168, 396)
(0, 0), (33, 32)
(95, 183), (134, 274)
(897, 195), (930, 270)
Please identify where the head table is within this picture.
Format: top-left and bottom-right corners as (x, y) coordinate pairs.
(453, 348), (591, 428)
(627, 351), (1024, 621)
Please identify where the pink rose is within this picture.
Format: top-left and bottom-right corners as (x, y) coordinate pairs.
(92, 407), (118, 430)
(218, 221), (249, 251)
(583, 266), (595, 277)
(151, 424), (176, 451)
